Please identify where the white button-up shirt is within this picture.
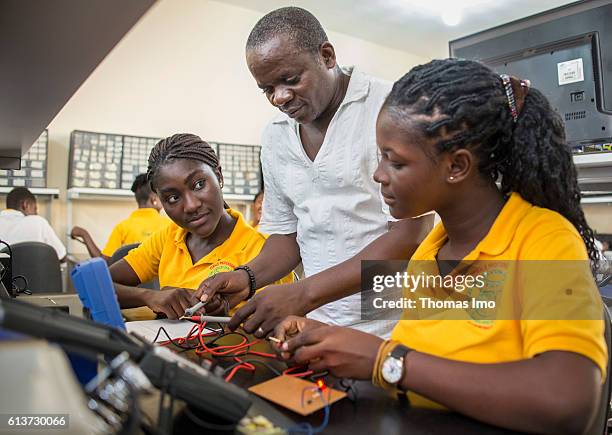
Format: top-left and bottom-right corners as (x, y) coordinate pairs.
(259, 66), (394, 337)
(0, 209), (66, 259)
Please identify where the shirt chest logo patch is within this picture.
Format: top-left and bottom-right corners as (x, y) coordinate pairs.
(208, 260), (235, 277)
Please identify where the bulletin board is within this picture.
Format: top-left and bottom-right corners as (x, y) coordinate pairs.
(68, 131), (261, 197)
(214, 142), (262, 197)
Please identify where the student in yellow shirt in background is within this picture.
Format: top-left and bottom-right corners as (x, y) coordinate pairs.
(70, 174), (169, 263)
(272, 59), (607, 434)
(110, 133), (292, 319)
(249, 190), (264, 230)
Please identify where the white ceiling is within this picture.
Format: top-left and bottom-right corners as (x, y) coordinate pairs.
(218, 0), (577, 58)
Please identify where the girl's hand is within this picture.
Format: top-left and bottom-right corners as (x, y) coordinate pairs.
(281, 323), (383, 379)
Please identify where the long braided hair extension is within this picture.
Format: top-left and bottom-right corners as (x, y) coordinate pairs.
(383, 58), (598, 267)
(147, 133), (220, 190)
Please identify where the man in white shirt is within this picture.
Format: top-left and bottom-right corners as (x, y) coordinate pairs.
(0, 187), (66, 261)
(197, 7), (431, 337)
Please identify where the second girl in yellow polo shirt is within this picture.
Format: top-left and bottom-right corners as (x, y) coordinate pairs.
(110, 133), (292, 319)
(70, 173), (169, 263)
(272, 59), (606, 434)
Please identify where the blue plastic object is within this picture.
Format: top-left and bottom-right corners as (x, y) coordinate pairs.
(71, 257), (125, 330)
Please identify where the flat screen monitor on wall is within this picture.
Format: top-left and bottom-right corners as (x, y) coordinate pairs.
(449, 0), (612, 151)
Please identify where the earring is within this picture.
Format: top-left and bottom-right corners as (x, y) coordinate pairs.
(449, 176), (455, 181)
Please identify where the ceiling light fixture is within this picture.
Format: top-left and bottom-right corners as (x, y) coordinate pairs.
(441, 7), (462, 26)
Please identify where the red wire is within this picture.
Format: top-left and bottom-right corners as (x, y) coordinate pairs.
(225, 357), (256, 382)
(283, 365), (314, 378)
(156, 320), (282, 382)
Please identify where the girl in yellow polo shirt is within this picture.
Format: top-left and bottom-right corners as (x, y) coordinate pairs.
(70, 174), (169, 263)
(273, 59), (606, 434)
(110, 133), (291, 319)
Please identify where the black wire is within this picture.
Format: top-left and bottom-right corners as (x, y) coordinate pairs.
(221, 358), (283, 377)
(183, 406), (236, 431)
(205, 330), (250, 346)
(0, 239), (12, 259)
(151, 322), (226, 350)
(152, 326), (202, 350)
(0, 239), (11, 282)
(11, 275), (30, 294)
(336, 379), (359, 403)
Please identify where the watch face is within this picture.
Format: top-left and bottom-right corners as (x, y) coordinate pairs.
(381, 356), (403, 384)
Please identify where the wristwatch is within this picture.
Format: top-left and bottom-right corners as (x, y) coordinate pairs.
(381, 344), (412, 387)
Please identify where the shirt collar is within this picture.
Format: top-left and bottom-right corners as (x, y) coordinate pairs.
(0, 209), (25, 217)
(130, 208), (160, 218)
(272, 65), (370, 125)
(415, 193), (532, 260)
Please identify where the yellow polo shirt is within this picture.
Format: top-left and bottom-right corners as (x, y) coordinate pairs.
(101, 208), (170, 256)
(123, 208), (293, 305)
(391, 193), (606, 407)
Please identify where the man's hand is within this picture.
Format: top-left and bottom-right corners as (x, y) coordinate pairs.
(146, 287), (200, 320)
(227, 281), (309, 337)
(70, 226), (88, 244)
(195, 270), (250, 308)
(271, 315), (326, 359)
(281, 324), (383, 379)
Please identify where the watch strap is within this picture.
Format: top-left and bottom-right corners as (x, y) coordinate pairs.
(391, 344), (412, 360)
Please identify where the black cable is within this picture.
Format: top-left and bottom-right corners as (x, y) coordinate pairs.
(152, 326), (201, 350)
(336, 379), (359, 403)
(0, 239), (12, 284)
(221, 358), (283, 377)
(205, 330), (250, 346)
(11, 275), (30, 294)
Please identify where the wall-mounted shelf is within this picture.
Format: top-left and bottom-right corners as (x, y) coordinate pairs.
(0, 187), (59, 198)
(225, 194), (256, 201)
(574, 153), (612, 199)
(581, 195), (612, 204)
(67, 187), (134, 200)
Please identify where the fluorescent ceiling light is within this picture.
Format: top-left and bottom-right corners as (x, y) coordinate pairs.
(441, 8), (462, 25)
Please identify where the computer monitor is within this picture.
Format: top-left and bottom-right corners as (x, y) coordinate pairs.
(449, 0), (612, 149)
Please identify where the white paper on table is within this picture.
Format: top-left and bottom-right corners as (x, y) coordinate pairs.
(125, 319), (215, 343)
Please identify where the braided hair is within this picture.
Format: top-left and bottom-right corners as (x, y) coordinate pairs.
(383, 58), (598, 266)
(147, 133), (220, 190)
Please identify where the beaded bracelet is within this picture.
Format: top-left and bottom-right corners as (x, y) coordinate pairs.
(235, 265), (257, 300)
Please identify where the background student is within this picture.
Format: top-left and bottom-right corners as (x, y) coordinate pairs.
(0, 187), (66, 262)
(70, 173), (168, 263)
(272, 59), (606, 434)
(109, 134), (292, 319)
(250, 190), (264, 229)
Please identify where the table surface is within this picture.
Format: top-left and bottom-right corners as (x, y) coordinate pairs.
(153, 327), (522, 435)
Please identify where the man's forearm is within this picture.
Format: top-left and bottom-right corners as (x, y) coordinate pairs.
(301, 216), (432, 312)
(246, 233), (301, 288)
(82, 234), (103, 258)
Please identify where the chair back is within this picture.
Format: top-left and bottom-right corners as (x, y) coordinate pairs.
(1, 242), (62, 293)
(110, 243), (159, 290)
(109, 243), (140, 265)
